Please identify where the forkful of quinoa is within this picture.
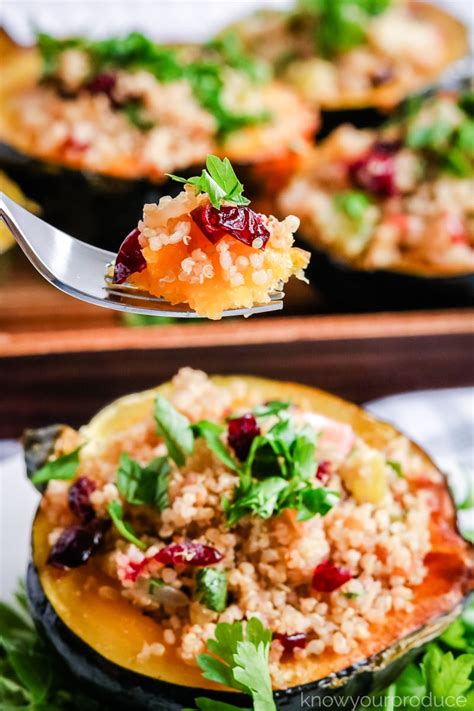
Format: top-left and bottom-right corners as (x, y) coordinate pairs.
(110, 155), (310, 319)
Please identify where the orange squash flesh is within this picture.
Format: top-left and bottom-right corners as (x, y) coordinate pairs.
(29, 376), (474, 698)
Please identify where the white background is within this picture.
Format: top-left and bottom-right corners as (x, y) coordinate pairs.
(2, 1), (473, 44)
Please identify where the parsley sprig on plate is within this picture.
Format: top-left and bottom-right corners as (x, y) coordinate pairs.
(185, 618), (276, 711)
(168, 155), (250, 210)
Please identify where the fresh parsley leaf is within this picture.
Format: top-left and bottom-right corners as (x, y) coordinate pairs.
(441, 597), (474, 653)
(304, 1), (391, 58)
(196, 618), (276, 711)
(195, 568), (228, 612)
(252, 401), (291, 419)
(205, 32), (270, 84)
(463, 530), (474, 543)
(116, 452), (170, 511)
(154, 394), (194, 467)
(187, 62), (270, 139)
(387, 460), (404, 478)
(333, 190), (372, 227)
(423, 645), (474, 701)
(148, 577), (165, 594)
(395, 660), (427, 702)
(291, 485), (340, 522)
(457, 480), (474, 510)
(37, 33), (84, 76)
(107, 500), (146, 550)
(168, 155), (250, 209)
(2, 637), (53, 705)
(192, 420), (240, 473)
(187, 700), (247, 711)
(121, 99), (155, 131)
(224, 477), (289, 526)
(224, 414), (337, 526)
(0, 581), (109, 710)
(31, 447), (81, 485)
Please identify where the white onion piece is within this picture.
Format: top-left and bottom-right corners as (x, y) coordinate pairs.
(151, 585), (189, 608)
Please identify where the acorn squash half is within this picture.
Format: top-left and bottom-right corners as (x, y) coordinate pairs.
(224, 2), (468, 138)
(303, 247), (474, 312)
(26, 377), (474, 710)
(0, 32), (316, 248)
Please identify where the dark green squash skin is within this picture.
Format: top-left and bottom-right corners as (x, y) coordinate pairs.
(26, 560), (463, 711)
(22, 424), (70, 491)
(302, 244), (474, 312)
(0, 143), (185, 251)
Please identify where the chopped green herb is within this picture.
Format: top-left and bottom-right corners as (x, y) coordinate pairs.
(333, 190), (372, 227)
(154, 394), (194, 467)
(457, 480), (474, 511)
(196, 568), (228, 612)
(252, 400), (291, 419)
(402, 92), (474, 178)
(37, 32), (270, 140)
(107, 500), (146, 550)
(300, 0), (391, 58)
(205, 31), (270, 84)
(224, 415), (338, 526)
(463, 530), (474, 543)
(387, 460), (404, 478)
(31, 447), (82, 485)
(116, 452), (170, 511)
(148, 577), (165, 594)
(169, 155), (250, 209)
(192, 420), (240, 473)
(343, 591), (362, 599)
(121, 99), (155, 131)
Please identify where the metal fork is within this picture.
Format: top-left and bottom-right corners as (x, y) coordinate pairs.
(0, 194), (283, 318)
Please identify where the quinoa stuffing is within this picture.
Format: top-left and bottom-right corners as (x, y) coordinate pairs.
(4, 32), (315, 180)
(279, 90), (474, 274)
(34, 368), (449, 689)
(111, 155), (310, 319)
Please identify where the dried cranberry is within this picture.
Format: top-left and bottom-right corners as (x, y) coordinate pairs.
(155, 541), (223, 566)
(48, 525), (98, 569)
(68, 477), (96, 523)
(113, 227), (147, 284)
(191, 204), (270, 248)
(316, 461), (331, 484)
(349, 141), (400, 197)
(63, 136), (89, 152)
(312, 561), (352, 592)
(86, 72), (117, 97)
(88, 517), (111, 546)
(274, 632), (307, 654)
(444, 214), (469, 244)
(48, 518), (110, 570)
(228, 414), (260, 461)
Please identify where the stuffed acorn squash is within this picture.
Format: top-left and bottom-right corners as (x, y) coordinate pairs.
(0, 31), (316, 247)
(25, 369), (473, 710)
(223, 0), (468, 136)
(278, 88), (474, 309)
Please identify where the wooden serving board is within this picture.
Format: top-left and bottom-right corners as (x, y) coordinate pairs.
(1, 252), (473, 438)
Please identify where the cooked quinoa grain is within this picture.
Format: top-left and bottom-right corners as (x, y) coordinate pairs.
(38, 368), (451, 687)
